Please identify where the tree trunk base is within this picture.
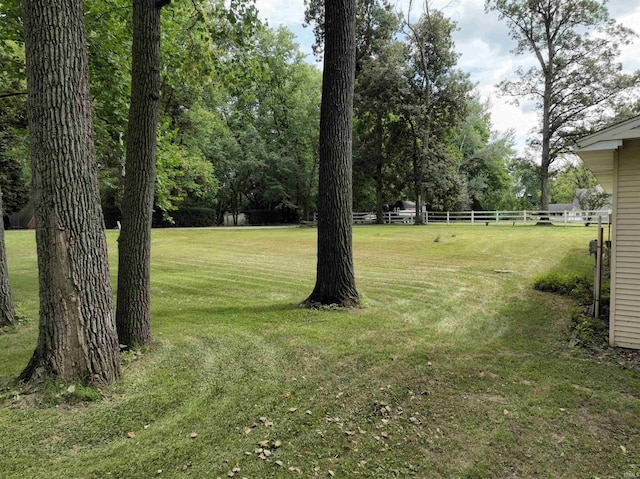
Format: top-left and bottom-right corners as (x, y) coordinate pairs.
(302, 293), (360, 309)
(535, 216), (554, 226)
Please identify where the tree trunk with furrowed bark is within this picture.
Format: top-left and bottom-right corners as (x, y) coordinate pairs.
(20, 0), (121, 384)
(305, 0), (360, 307)
(116, 0), (170, 348)
(0, 185), (16, 328)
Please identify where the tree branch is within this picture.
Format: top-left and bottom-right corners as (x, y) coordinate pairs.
(0, 92), (27, 100)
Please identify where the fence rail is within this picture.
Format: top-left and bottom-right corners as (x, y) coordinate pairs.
(341, 209), (612, 226)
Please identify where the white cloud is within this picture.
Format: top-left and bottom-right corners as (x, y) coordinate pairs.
(254, 0), (306, 27)
(617, 6), (640, 73)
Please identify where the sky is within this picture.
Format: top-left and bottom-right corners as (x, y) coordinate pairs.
(252, 0), (640, 157)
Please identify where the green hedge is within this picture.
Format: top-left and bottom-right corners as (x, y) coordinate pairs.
(103, 206), (218, 228)
(153, 207), (217, 228)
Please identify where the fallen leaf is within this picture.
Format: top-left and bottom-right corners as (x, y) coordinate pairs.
(264, 421), (274, 427)
(127, 431), (136, 439)
(289, 407), (298, 412)
(305, 410), (312, 415)
(284, 393), (291, 399)
(259, 417), (267, 423)
(259, 440), (269, 447)
(190, 432), (198, 439)
(263, 449), (272, 457)
(275, 460), (284, 467)
(336, 392), (344, 399)
(503, 409), (510, 416)
(243, 428), (252, 435)
(288, 466), (301, 473)
(144, 424), (150, 430)
(232, 467), (241, 473)
(328, 471), (335, 477)
(156, 469), (163, 475)
(620, 445), (627, 454)
(258, 453), (266, 460)
(66, 385), (76, 394)
(273, 440), (282, 448)
(344, 430), (354, 436)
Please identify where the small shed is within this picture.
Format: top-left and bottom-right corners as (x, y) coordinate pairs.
(575, 115), (640, 350)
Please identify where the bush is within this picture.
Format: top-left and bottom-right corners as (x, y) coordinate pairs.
(534, 269), (612, 350)
(244, 208), (299, 225)
(152, 207), (217, 228)
(533, 271), (592, 301)
(569, 307), (608, 348)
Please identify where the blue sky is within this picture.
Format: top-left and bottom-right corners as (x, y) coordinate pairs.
(253, 0), (640, 157)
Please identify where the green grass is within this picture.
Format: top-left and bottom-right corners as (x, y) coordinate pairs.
(1, 224), (639, 478)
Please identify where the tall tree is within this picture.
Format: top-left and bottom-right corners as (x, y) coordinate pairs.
(116, 0), (170, 348)
(486, 0), (640, 210)
(402, 2), (470, 222)
(305, 0), (359, 307)
(353, 2), (404, 223)
(0, 184), (15, 327)
(20, 0), (120, 383)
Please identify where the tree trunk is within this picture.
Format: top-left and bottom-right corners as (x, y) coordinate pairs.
(305, 0), (359, 307)
(116, 0), (169, 348)
(20, 0), (120, 384)
(0, 185), (16, 327)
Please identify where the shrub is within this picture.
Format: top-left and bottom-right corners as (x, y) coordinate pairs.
(152, 207), (217, 228)
(569, 307), (608, 348)
(535, 269), (611, 350)
(533, 271), (592, 301)
(244, 208), (299, 225)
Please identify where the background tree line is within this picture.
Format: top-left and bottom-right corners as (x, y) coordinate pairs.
(4, 0), (619, 231)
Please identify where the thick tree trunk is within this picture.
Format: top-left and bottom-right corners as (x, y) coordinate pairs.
(20, 0), (121, 384)
(116, 0), (169, 348)
(0, 185), (16, 327)
(305, 0), (359, 307)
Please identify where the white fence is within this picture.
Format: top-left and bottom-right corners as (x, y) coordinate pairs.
(343, 209), (612, 226)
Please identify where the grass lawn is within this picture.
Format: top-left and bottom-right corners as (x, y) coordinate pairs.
(1, 224), (639, 478)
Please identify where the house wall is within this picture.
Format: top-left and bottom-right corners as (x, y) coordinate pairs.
(612, 139), (640, 349)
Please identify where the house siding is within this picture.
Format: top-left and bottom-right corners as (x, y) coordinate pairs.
(613, 139), (640, 349)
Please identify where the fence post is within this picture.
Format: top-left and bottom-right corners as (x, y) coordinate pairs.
(523, 210), (527, 225)
(447, 211), (450, 225)
(471, 210), (474, 225)
(496, 211), (499, 225)
(564, 210), (568, 227)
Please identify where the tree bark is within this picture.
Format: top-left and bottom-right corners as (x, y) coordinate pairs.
(116, 0), (169, 348)
(0, 185), (16, 327)
(20, 0), (121, 384)
(305, 0), (359, 307)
